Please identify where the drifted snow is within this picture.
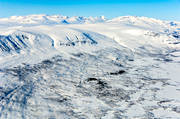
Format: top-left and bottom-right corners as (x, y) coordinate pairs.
(0, 15), (180, 119)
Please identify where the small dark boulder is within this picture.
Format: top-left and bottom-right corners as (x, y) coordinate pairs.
(109, 70), (126, 75)
(87, 77), (98, 82)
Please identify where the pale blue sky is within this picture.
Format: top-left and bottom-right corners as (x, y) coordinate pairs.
(0, 0), (180, 21)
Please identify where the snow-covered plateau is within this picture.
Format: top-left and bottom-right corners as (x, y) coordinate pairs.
(0, 15), (180, 119)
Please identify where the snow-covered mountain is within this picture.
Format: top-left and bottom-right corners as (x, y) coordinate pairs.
(0, 14), (180, 27)
(0, 15), (180, 119)
(0, 14), (106, 26)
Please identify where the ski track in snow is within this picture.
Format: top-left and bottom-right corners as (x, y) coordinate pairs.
(0, 15), (180, 119)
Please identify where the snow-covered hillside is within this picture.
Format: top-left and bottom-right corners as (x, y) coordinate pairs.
(0, 15), (180, 119)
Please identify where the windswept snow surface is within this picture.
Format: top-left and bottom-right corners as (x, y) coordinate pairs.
(0, 15), (180, 119)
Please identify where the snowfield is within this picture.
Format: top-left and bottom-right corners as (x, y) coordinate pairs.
(0, 15), (180, 119)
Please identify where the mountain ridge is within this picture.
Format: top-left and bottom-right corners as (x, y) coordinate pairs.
(0, 14), (179, 26)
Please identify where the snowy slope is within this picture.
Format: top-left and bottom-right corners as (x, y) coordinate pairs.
(0, 15), (180, 119)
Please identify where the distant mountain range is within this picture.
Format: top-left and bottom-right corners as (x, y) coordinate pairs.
(0, 14), (179, 26)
